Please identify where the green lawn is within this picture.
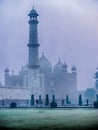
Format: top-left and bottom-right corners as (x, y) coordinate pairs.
(0, 108), (98, 130)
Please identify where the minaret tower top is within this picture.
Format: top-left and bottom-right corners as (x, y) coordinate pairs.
(28, 7), (40, 69)
(28, 6), (39, 19)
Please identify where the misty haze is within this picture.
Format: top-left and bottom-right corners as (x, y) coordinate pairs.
(0, 0), (98, 129)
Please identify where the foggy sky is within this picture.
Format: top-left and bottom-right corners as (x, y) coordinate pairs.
(0, 0), (98, 90)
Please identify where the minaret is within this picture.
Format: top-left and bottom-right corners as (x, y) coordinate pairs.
(27, 7), (44, 99)
(28, 7), (40, 69)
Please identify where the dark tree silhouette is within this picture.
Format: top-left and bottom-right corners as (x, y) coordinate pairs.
(93, 101), (98, 108)
(50, 102), (57, 108)
(78, 94), (83, 106)
(50, 95), (57, 108)
(86, 99), (89, 106)
(97, 94), (98, 101)
(62, 99), (64, 106)
(2, 100), (4, 107)
(45, 94), (49, 106)
(66, 95), (69, 104)
(10, 102), (17, 108)
(66, 95), (71, 104)
(52, 95), (55, 102)
(36, 99), (39, 106)
(31, 95), (34, 106)
(39, 95), (42, 105)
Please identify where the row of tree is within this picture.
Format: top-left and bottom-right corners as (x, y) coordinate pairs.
(31, 94), (72, 107)
(31, 94), (56, 107)
(31, 94), (89, 107)
(1, 94), (91, 108)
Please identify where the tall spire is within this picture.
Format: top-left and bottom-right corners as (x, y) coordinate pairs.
(27, 7), (40, 69)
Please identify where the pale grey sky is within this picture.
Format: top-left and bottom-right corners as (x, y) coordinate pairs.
(0, 0), (98, 90)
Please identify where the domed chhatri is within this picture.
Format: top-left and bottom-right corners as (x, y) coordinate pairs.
(28, 6), (39, 17)
(53, 58), (63, 73)
(4, 67), (10, 73)
(19, 66), (29, 75)
(71, 66), (77, 72)
(54, 58), (63, 72)
(62, 62), (68, 69)
(39, 53), (52, 69)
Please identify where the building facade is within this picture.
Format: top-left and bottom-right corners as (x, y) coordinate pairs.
(1, 7), (77, 104)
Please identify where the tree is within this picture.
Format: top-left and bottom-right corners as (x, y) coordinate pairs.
(62, 99), (64, 106)
(10, 102), (17, 108)
(84, 88), (95, 102)
(2, 100), (4, 107)
(66, 95), (71, 104)
(52, 95), (55, 102)
(50, 102), (57, 108)
(36, 99), (39, 106)
(97, 94), (98, 102)
(31, 95), (34, 106)
(50, 95), (57, 108)
(78, 94), (83, 106)
(45, 94), (49, 106)
(39, 95), (42, 106)
(86, 99), (89, 106)
(93, 101), (98, 108)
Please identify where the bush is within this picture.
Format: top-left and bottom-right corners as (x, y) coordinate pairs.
(50, 102), (57, 108)
(10, 102), (17, 108)
(45, 94), (49, 106)
(31, 95), (34, 106)
(78, 94), (83, 106)
(93, 101), (98, 108)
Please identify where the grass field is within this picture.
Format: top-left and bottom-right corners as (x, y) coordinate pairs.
(0, 108), (98, 130)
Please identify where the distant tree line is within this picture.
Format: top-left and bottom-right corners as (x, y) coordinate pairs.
(31, 94), (73, 108)
(2, 93), (98, 108)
